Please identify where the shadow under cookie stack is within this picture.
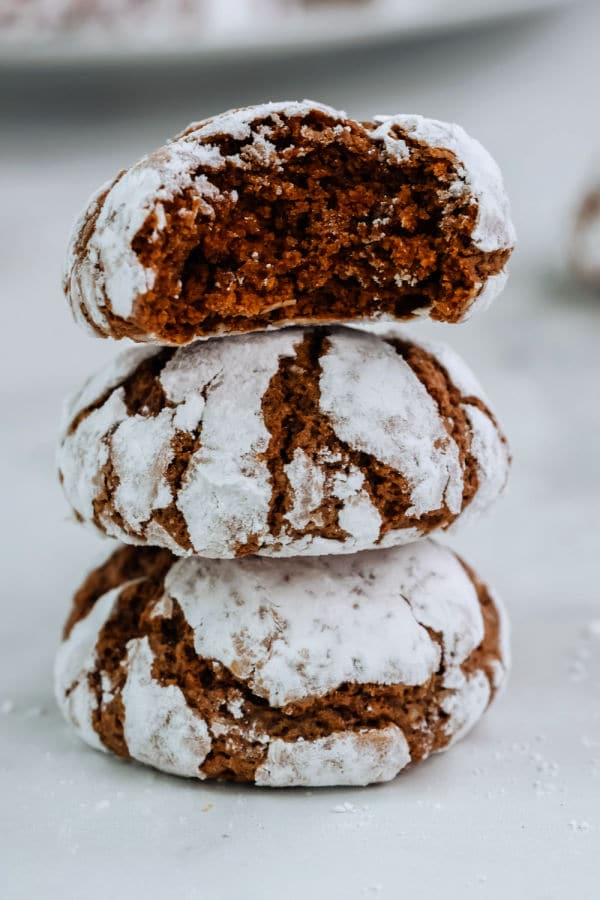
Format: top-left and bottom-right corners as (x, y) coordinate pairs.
(55, 101), (515, 787)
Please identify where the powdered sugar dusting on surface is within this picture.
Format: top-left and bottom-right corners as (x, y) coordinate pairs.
(110, 409), (176, 530)
(283, 448), (325, 530)
(68, 144), (225, 329)
(393, 540), (485, 665)
(178, 99), (345, 143)
(58, 330), (300, 555)
(55, 586), (120, 694)
(459, 405), (510, 527)
(60, 343), (157, 432)
(60, 390), (127, 523)
(401, 331), (510, 526)
(64, 177), (118, 337)
(319, 328), (464, 517)
(490, 590), (511, 693)
(168, 329), (301, 555)
(122, 637), (211, 778)
(467, 270), (509, 318)
(54, 586), (124, 753)
(166, 541), (483, 706)
(283, 450), (382, 545)
(334, 468), (382, 546)
(58, 343), (163, 528)
(442, 669), (492, 745)
(415, 335), (490, 402)
(371, 113), (516, 254)
(255, 726), (411, 787)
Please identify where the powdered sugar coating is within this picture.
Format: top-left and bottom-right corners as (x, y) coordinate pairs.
(467, 270), (509, 319)
(60, 342), (157, 434)
(65, 101), (514, 342)
(55, 540), (509, 786)
(58, 326), (509, 558)
(177, 99), (343, 146)
(461, 405), (510, 521)
(319, 329), (464, 517)
(489, 590), (511, 694)
(282, 449), (383, 545)
(255, 727), (411, 788)
(54, 585), (123, 754)
(372, 114), (515, 254)
(161, 329), (301, 556)
(122, 637), (211, 777)
(166, 540), (484, 706)
(442, 669), (492, 745)
(412, 334), (510, 528)
(415, 336), (491, 402)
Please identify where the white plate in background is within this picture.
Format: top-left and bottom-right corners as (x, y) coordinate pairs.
(0, 0), (577, 67)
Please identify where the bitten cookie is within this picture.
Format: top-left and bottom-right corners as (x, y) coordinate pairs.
(55, 540), (509, 787)
(64, 100), (515, 345)
(58, 325), (510, 558)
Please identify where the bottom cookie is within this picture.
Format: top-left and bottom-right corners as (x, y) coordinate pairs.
(55, 540), (509, 787)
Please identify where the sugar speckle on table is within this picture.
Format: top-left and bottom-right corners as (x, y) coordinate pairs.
(331, 802), (371, 815)
(568, 820), (591, 833)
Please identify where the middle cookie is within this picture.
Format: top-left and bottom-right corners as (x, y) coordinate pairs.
(58, 325), (510, 558)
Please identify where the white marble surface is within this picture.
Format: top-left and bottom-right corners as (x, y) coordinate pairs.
(1, 3), (600, 897)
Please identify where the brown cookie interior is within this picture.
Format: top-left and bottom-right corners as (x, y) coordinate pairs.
(101, 111), (510, 343)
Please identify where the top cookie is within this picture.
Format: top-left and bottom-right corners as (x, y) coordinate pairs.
(65, 100), (515, 345)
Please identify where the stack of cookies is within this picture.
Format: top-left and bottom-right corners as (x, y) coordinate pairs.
(55, 101), (515, 787)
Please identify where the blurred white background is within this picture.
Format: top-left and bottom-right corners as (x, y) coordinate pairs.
(1, 2), (599, 898)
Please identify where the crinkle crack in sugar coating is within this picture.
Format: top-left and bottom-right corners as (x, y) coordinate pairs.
(54, 540), (510, 787)
(64, 100), (516, 344)
(57, 325), (511, 558)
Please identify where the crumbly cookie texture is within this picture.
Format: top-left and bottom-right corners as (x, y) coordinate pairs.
(55, 540), (509, 787)
(58, 325), (510, 559)
(64, 100), (515, 344)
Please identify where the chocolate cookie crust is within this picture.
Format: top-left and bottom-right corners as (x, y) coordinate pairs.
(55, 541), (509, 787)
(58, 325), (510, 558)
(65, 101), (515, 345)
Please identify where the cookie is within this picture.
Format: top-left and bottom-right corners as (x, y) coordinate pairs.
(58, 325), (510, 558)
(64, 100), (515, 345)
(55, 540), (509, 786)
